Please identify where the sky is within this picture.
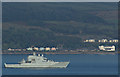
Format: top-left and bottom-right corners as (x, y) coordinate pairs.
(1, 0), (120, 2)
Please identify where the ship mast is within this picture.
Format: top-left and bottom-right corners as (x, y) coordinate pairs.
(33, 52), (36, 56)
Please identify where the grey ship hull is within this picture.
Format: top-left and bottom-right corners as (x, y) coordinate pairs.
(4, 62), (69, 68)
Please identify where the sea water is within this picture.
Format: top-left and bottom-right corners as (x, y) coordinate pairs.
(2, 54), (118, 75)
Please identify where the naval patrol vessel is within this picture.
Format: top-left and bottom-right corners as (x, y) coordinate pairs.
(4, 53), (70, 68)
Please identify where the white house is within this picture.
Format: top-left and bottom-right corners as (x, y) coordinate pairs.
(99, 45), (115, 51)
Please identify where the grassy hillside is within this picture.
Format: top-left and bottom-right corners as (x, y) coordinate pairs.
(2, 2), (118, 49)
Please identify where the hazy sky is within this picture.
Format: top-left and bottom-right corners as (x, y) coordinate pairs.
(1, 0), (120, 2)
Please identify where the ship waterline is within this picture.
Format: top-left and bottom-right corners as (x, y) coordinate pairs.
(4, 62), (69, 68)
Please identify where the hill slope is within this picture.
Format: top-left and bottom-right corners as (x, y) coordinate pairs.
(2, 2), (118, 49)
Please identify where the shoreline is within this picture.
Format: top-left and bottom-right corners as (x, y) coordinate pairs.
(1, 51), (117, 55)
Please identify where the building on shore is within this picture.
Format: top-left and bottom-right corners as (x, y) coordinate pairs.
(51, 47), (56, 51)
(99, 45), (115, 51)
(98, 39), (108, 43)
(45, 47), (50, 51)
(8, 48), (12, 51)
(33, 47), (39, 51)
(84, 39), (95, 42)
(84, 39), (118, 43)
(8, 48), (22, 51)
(39, 47), (44, 51)
(26, 47), (33, 51)
(109, 39), (118, 43)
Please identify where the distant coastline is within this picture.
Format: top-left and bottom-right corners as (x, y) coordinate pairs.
(1, 50), (117, 55)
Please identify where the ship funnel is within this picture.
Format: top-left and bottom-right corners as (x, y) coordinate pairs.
(38, 54), (40, 56)
(33, 52), (36, 56)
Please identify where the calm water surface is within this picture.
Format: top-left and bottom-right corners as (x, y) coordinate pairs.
(2, 54), (118, 75)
